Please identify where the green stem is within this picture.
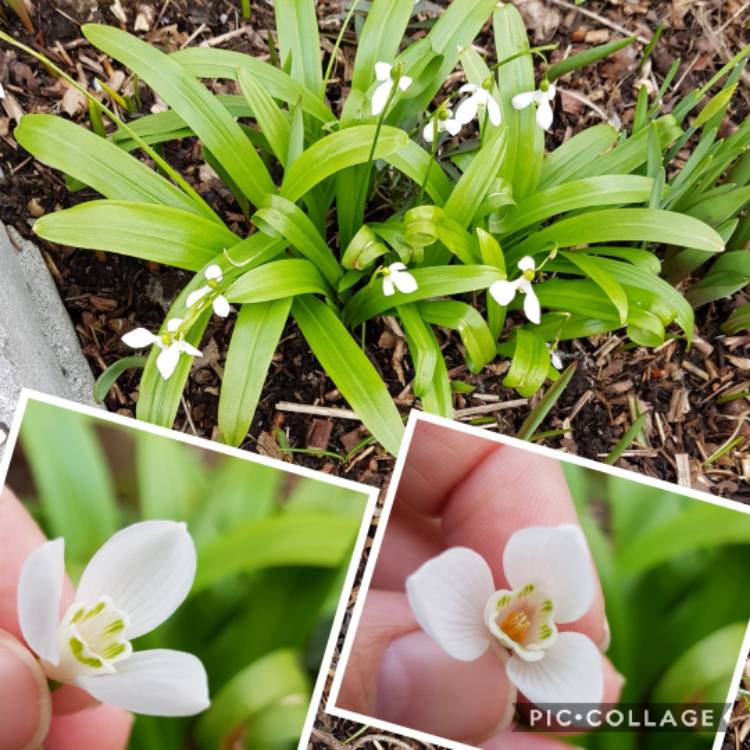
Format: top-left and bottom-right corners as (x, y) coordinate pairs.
(322, 0), (360, 93)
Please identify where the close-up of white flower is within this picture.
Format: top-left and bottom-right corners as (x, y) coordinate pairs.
(121, 317), (203, 380)
(382, 262), (418, 297)
(422, 108), (462, 143)
(371, 61), (413, 116)
(406, 524), (603, 706)
(489, 256), (541, 324)
(548, 344), (563, 370)
(512, 84), (557, 131)
(454, 83), (502, 127)
(17, 520), (210, 716)
(185, 264), (230, 317)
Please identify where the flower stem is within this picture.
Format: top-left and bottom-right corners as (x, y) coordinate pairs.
(322, 0), (360, 93)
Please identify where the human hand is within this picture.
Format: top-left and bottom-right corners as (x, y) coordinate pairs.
(337, 421), (623, 746)
(0, 488), (133, 750)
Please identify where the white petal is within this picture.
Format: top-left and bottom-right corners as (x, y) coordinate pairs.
(423, 121), (435, 142)
(459, 83), (480, 95)
(518, 256), (536, 272)
(487, 95), (502, 126)
(546, 84), (557, 100)
(382, 276), (395, 296)
(389, 262), (407, 272)
(186, 286), (210, 308)
(121, 328), (157, 349)
(0, 82), (5, 100)
(76, 521), (197, 639)
(489, 279), (519, 306)
(398, 75), (413, 91)
(374, 61), (392, 82)
(76, 649), (210, 717)
(512, 91), (535, 110)
(166, 318), (183, 332)
(405, 547), (494, 662)
(503, 524), (595, 624)
(394, 271), (418, 294)
(523, 287), (542, 325)
(212, 295), (231, 318)
(445, 118), (462, 136)
(204, 264), (222, 281)
(17, 538), (65, 664)
(506, 632), (603, 705)
(536, 98), (554, 131)
(371, 81), (391, 116)
(156, 342), (181, 380)
(454, 95), (479, 125)
(550, 350), (563, 370)
(180, 341), (203, 358)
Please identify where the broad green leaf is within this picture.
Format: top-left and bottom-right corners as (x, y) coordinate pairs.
(722, 302), (750, 334)
(397, 303), (437, 397)
(226, 258), (331, 302)
(218, 298), (291, 447)
(341, 225), (389, 270)
(83, 24), (276, 206)
(478, 228), (507, 338)
(517, 362), (577, 440)
(194, 512), (358, 592)
(93, 356), (146, 403)
(21, 401), (119, 563)
(687, 250), (750, 308)
(694, 84), (738, 129)
(561, 251), (629, 324)
(417, 300), (496, 374)
(34, 200), (238, 270)
(509, 208), (724, 262)
(274, 0), (322, 94)
(384, 140), (452, 205)
(344, 265), (504, 327)
(539, 124), (618, 189)
(15, 114), (206, 217)
(503, 328), (550, 397)
(252, 195), (341, 284)
(404, 205), (480, 264)
(627, 307), (665, 347)
(280, 125), (410, 202)
(293, 295), (404, 454)
(546, 36), (637, 82)
(420, 334), (454, 418)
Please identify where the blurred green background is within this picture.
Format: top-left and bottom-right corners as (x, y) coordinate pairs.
(563, 461), (750, 750)
(9, 398), (371, 750)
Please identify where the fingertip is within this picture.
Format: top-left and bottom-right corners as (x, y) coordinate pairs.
(45, 703), (133, 750)
(52, 685), (98, 716)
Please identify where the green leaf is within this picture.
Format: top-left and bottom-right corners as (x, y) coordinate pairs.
(280, 125), (410, 202)
(14, 114), (205, 217)
(21, 400), (119, 563)
(539, 124), (618, 189)
(397, 303), (437, 397)
(384, 140), (452, 206)
(517, 362), (577, 440)
(605, 411), (648, 465)
(93, 356), (147, 403)
(34, 200), (238, 270)
(694, 84), (738, 129)
(171, 48), (334, 123)
(194, 512), (359, 592)
(293, 295), (404, 454)
(341, 225), (389, 270)
(503, 328), (550, 397)
(687, 250), (750, 308)
(561, 251), (629, 324)
(83, 24), (276, 207)
(546, 36), (637, 82)
(420, 331), (454, 418)
(237, 66), (290, 166)
(252, 195), (342, 284)
(722, 302), (750, 334)
(218, 299), (291, 447)
(344, 265), (504, 327)
(274, 0), (323, 94)
(226, 258), (332, 302)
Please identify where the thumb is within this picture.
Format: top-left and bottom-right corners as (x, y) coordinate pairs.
(0, 631), (52, 750)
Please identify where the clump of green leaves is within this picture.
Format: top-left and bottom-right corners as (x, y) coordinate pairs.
(3, 1), (749, 454)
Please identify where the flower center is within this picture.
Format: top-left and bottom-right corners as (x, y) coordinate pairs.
(522, 269), (536, 281)
(500, 609), (531, 643)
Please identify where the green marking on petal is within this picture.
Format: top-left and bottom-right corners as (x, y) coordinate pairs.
(82, 601), (106, 621)
(71, 608), (85, 624)
(102, 642), (127, 660)
(496, 595), (511, 608)
(69, 637), (104, 668)
(541, 600), (553, 614)
(103, 619), (125, 636)
(539, 625), (553, 640)
(519, 584), (535, 596)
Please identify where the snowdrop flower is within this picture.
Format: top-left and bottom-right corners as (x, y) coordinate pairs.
(512, 83), (557, 131)
(0, 82), (5, 99)
(455, 83), (502, 127)
(489, 256), (541, 324)
(382, 262), (418, 297)
(186, 264), (230, 317)
(17, 521), (210, 716)
(406, 525), (603, 706)
(372, 61), (413, 116)
(122, 317), (202, 380)
(423, 108), (462, 142)
(548, 344), (563, 370)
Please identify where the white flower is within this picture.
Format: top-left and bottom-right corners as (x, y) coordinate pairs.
(0, 82), (5, 100)
(422, 108), (462, 142)
(122, 317), (203, 380)
(185, 264), (230, 317)
(548, 344), (563, 370)
(17, 521), (210, 717)
(489, 256), (541, 324)
(454, 83), (502, 127)
(406, 525), (603, 706)
(382, 262), (418, 297)
(512, 84), (557, 131)
(372, 61), (413, 116)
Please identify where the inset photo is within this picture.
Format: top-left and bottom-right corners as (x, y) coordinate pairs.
(0, 391), (377, 750)
(324, 413), (750, 750)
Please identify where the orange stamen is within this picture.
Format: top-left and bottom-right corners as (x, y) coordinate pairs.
(500, 610), (531, 643)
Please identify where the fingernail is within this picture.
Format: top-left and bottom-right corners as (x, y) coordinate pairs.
(0, 633), (51, 750)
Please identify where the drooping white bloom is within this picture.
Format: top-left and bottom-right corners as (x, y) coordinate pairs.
(372, 61), (413, 116)
(489, 256), (541, 324)
(422, 108), (462, 142)
(122, 317), (202, 380)
(548, 344), (563, 370)
(406, 525), (603, 706)
(454, 83), (502, 127)
(17, 521), (210, 717)
(0, 82), (5, 100)
(186, 264), (230, 317)
(512, 84), (557, 131)
(382, 262), (418, 297)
